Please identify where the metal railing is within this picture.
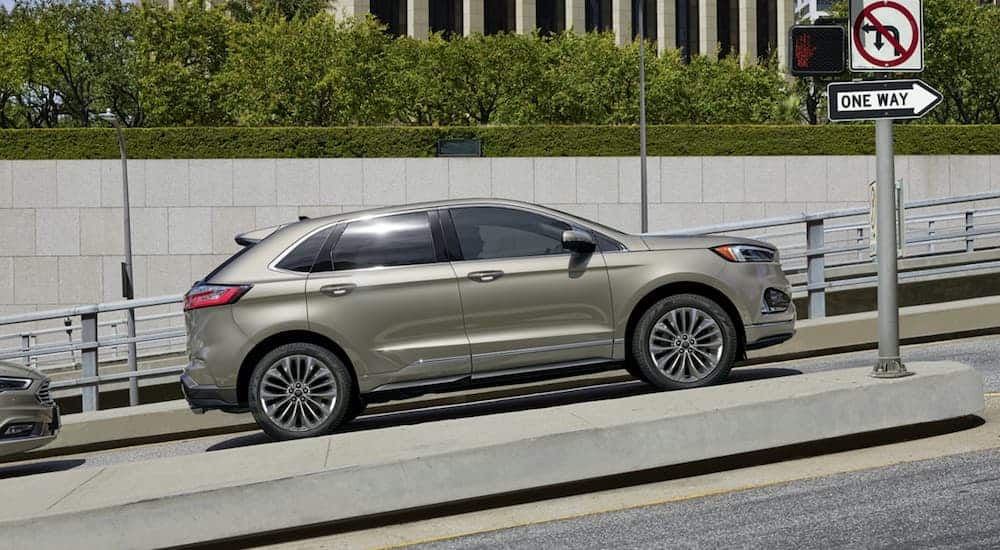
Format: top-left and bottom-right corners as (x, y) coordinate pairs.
(0, 295), (185, 411)
(654, 190), (1000, 318)
(3, 190), (1000, 412)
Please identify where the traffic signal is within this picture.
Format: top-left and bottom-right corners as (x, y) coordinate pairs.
(788, 25), (846, 76)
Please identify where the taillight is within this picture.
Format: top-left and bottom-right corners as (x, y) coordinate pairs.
(183, 284), (252, 311)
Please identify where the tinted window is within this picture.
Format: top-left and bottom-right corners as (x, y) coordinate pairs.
(450, 207), (572, 260)
(332, 212), (437, 271)
(275, 226), (334, 273)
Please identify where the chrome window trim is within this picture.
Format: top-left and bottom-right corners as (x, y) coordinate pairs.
(268, 201), (627, 274)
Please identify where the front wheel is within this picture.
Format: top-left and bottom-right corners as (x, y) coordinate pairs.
(248, 343), (353, 440)
(630, 294), (738, 390)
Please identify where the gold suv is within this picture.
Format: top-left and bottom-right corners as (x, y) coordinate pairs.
(181, 200), (795, 440)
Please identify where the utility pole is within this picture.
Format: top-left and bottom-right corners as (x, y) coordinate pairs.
(98, 110), (141, 403)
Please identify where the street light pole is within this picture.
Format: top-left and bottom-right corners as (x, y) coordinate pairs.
(637, 0), (648, 233)
(98, 109), (140, 405)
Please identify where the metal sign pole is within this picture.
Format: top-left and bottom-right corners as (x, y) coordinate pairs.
(638, 0), (648, 233)
(872, 116), (911, 378)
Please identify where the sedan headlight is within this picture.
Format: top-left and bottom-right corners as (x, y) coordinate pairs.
(0, 377), (32, 393)
(712, 245), (778, 263)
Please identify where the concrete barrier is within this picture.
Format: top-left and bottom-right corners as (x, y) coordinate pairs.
(752, 295), (1000, 359)
(0, 362), (983, 550)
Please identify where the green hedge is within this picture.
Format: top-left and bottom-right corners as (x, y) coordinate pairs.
(1, 125), (998, 159)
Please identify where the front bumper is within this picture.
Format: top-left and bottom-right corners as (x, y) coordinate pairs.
(180, 373), (243, 413)
(745, 319), (796, 350)
(0, 404), (59, 457)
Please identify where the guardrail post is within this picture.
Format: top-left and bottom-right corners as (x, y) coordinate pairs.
(965, 210), (975, 253)
(856, 227), (865, 261)
(806, 219), (826, 319)
(927, 220), (935, 253)
(81, 311), (99, 411)
(20, 334), (31, 368)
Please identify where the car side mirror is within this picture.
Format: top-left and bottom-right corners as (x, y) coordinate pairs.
(562, 229), (596, 254)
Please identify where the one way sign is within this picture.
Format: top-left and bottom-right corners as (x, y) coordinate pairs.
(827, 79), (942, 121)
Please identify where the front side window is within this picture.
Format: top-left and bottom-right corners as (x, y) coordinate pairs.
(449, 207), (573, 260)
(331, 212), (437, 271)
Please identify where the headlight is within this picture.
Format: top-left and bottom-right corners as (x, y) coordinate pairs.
(0, 377), (32, 393)
(712, 244), (778, 263)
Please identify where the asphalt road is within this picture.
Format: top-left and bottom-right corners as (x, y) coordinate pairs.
(1, 334), (997, 480)
(409, 448), (1000, 550)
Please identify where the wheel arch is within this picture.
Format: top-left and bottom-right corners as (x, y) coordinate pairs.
(236, 330), (358, 406)
(623, 281), (746, 365)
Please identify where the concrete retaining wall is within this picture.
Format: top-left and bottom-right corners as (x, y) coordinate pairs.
(1, 155), (998, 313)
(0, 362), (983, 549)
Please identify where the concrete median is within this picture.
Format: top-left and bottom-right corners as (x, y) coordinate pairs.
(0, 362), (983, 550)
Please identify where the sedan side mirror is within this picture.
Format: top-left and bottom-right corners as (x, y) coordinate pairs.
(562, 229), (596, 254)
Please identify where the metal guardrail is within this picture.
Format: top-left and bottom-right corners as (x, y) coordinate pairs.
(4, 190), (1000, 412)
(653, 190), (1000, 318)
(0, 295), (185, 411)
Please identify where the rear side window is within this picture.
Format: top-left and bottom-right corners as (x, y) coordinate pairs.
(332, 212), (437, 271)
(275, 226), (334, 273)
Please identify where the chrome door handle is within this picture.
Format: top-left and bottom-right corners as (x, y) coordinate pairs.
(320, 283), (356, 297)
(468, 270), (504, 283)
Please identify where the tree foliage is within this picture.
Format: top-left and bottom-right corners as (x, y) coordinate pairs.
(0, 0), (995, 128)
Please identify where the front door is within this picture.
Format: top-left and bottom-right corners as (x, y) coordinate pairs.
(445, 206), (615, 374)
(306, 211), (470, 389)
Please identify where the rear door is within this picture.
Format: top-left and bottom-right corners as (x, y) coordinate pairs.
(305, 211), (470, 388)
(443, 206), (615, 375)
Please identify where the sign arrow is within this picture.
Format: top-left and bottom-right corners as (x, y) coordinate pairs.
(828, 79), (942, 121)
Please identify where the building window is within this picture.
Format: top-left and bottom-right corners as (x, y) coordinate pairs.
(586, 0), (612, 32)
(537, 0), (566, 35)
(716, 0), (739, 57)
(485, 0), (515, 33)
(430, 0), (462, 36)
(677, 0), (699, 58)
(372, 0), (406, 36)
(756, 0), (778, 59)
(631, 0), (657, 41)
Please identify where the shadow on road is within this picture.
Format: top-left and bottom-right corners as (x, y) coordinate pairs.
(206, 366), (803, 453)
(0, 458), (86, 480)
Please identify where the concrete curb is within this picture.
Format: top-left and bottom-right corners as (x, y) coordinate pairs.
(751, 295), (1000, 359)
(0, 362), (983, 550)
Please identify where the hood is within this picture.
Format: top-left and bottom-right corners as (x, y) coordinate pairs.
(0, 361), (45, 381)
(640, 234), (776, 251)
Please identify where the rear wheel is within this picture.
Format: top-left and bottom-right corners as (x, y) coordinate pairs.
(630, 294), (738, 390)
(248, 342), (352, 440)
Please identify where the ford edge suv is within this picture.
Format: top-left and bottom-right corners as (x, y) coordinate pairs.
(181, 199), (795, 440)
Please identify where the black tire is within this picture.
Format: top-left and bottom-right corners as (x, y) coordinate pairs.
(343, 394), (367, 424)
(248, 342), (353, 441)
(624, 360), (650, 383)
(630, 293), (738, 391)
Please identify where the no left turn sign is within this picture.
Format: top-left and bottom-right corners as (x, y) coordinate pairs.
(850, 0), (923, 72)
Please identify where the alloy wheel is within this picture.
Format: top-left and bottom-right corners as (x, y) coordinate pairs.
(259, 354), (339, 432)
(648, 307), (725, 382)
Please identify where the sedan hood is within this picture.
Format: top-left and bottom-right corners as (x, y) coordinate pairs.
(640, 234), (775, 251)
(0, 361), (45, 380)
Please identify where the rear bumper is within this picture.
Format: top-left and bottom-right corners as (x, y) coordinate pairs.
(745, 319), (796, 351)
(180, 373), (243, 413)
